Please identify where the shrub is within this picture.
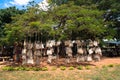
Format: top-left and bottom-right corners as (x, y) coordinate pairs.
(2, 66), (14, 71)
(85, 66), (91, 70)
(41, 67), (48, 71)
(3, 66), (47, 71)
(18, 67), (26, 71)
(51, 67), (57, 71)
(108, 64), (114, 67)
(69, 66), (74, 70)
(95, 66), (99, 69)
(102, 65), (107, 68)
(77, 66), (83, 70)
(14, 67), (20, 71)
(32, 67), (41, 71)
(60, 66), (66, 70)
(25, 67), (31, 71)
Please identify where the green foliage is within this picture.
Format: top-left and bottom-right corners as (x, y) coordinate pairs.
(60, 66), (66, 70)
(102, 65), (107, 68)
(51, 67), (57, 71)
(98, 0), (120, 10)
(2, 66), (15, 71)
(108, 64), (114, 68)
(24, 67), (31, 71)
(0, 6), (24, 25)
(1, 64), (120, 80)
(88, 64), (120, 80)
(2, 66), (44, 71)
(2, 6), (44, 44)
(85, 65), (91, 70)
(14, 66), (26, 71)
(69, 66), (74, 70)
(0, 7), (25, 45)
(32, 67), (41, 71)
(41, 67), (48, 71)
(52, 3), (106, 40)
(1, 0), (119, 45)
(77, 66), (83, 70)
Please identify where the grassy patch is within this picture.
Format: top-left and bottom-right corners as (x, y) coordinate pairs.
(1, 64), (120, 80)
(102, 65), (107, 68)
(77, 66), (83, 70)
(2, 66), (14, 71)
(32, 67), (41, 71)
(41, 67), (48, 71)
(85, 65), (91, 70)
(69, 66), (74, 70)
(108, 64), (114, 67)
(87, 65), (120, 80)
(60, 66), (66, 70)
(2, 66), (45, 71)
(51, 66), (57, 71)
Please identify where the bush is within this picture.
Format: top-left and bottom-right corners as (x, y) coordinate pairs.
(77, 66), (83, 70)
(108, 64), (114, 67)
(17, 67), (26, 71)
(51, 67), (57, 71)
(69, 66), (74, 70)
(2, 66), (47, 71)
(102, 65), (107, 68)
(85, 66), (91, 70)
(60, 66), (66, 70)
(24, 67), (31, 71)
(14, 67), (20, 71)
(41, 67), (48, 71)
(2, 66), (14, 71)
(32, 67), (41, 71)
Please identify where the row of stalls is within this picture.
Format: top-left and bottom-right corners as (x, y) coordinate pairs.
(11, 39), (103, 65)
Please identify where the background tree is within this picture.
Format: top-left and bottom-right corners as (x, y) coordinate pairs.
(49, 1), (109, 40)
(1, 0), (120, 46)
(100, 0), (120, 40)
(3, 1), (54, 44)
(0, 7), (25, 45)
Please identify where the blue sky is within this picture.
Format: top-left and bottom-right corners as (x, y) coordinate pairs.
(0, 0), (43, 9)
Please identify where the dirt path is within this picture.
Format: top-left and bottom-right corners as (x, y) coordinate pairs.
(91, 57), (120, 67)
(40, 57), (120, 68)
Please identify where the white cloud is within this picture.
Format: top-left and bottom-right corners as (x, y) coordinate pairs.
(10, 0), (32, 6)
(4, 0), (32, 7)
(4, 0), (49, 10)
(38, 0), (49, 11)
(4, 3), (11, 8)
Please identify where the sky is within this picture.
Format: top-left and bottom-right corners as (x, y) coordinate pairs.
(0, 0), (45, 9)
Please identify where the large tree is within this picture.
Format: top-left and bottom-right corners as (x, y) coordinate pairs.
(0, 7), (25, 45)
(48, 1), (112, 40)
(3, 2), (55, 44)
(100, 0), (120, 40)
(3, 0), (120, 45)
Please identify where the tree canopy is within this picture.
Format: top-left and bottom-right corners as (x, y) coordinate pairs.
(0, 7), (25, 45)
(0, 0), (120, 45)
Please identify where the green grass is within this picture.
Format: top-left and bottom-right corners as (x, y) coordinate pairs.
(2, 66), (39, 71)
(0, 64), (120, 80)
(41, 67), (48, 71)
(51, 66), (57, 71)
(108, 64), (114, 67)
(60, 66), (66, 70)
(77, 66), (83, 70)
(87, 64), (120, 80)
(85, 65), (91, 70)
(69, 66), (74, 70)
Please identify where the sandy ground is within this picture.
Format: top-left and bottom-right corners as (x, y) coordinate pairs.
(91, 57), (120, 67)
(0, 57), (120, 80)
(0, 57), (120, 69)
